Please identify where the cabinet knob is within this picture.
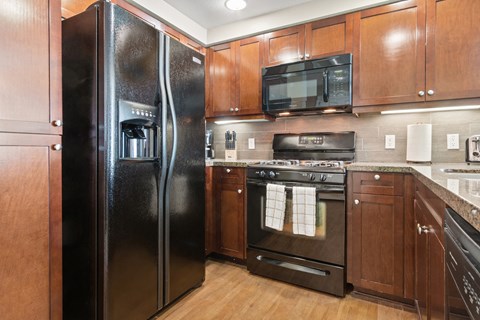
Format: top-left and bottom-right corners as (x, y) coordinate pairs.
(234, 107), (239, 112)
(418, 91), (425, 97)
(374, 174), (380, 180)
(354, 199), (360, 205)
(52, 119), (63, 127)
(417, 223), (429, 235)
(52, 144), (62, 151)
(427, 89), (435, 96)
(226, 168), (231, 173)
(229, 107), (234, 112)
(299, 55), (304, 60)
(305, 53), (310, 59)
(238, 189), (242, 194)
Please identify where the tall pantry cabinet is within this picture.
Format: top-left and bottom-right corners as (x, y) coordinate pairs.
(0, 0), (62, 319)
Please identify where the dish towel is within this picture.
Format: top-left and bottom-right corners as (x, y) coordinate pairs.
(265, 183), (286, 231)
(292, 186), (316, 237)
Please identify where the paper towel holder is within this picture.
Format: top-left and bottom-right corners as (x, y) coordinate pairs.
(406, 123), (432, 164)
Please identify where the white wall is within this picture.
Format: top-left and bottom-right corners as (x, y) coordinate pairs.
(207, 0), (397, 45)
(132, 0), (208, 44)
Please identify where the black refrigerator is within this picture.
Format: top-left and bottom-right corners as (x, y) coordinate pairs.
(62, 2), (205, 319)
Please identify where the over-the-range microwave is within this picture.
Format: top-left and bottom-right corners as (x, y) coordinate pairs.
(262, 54), (352, 116)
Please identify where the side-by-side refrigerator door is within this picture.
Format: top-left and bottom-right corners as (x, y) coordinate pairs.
(103, 3), (162, 320)
(163, 36), (206, 305)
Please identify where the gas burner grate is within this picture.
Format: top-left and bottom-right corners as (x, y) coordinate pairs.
(259, 159), (300, 166)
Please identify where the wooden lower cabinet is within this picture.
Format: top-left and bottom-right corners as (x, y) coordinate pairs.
(0, 133), (62, 320)
(208, 167), (246, 260)
(348, 172), (415, 302)
(414, 179), (446, 320)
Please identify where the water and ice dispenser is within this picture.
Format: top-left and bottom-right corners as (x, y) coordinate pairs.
(119, 100), (159, 159)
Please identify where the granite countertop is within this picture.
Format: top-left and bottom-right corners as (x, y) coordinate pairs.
(348, 162), (480, 231)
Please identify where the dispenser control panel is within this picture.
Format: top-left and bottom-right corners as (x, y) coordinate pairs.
(119, 99), (159, 123)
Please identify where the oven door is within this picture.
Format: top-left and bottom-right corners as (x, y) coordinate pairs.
(247, 179), (345, 266)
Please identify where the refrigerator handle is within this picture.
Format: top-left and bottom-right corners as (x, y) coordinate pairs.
(164, 36), (178, 304)
(158, 32), (167, 309)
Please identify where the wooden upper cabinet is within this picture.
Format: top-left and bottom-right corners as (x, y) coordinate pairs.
(207, 43), (236, 117)
(0, 0), (62, 135)
(264, 25), (305, 66)
(306, 14), (353, 60)
(235, 36), (264, 115)
(207, 35), (264, 118)
(353, 0), (426, 107)
(425, 0), (480, 101)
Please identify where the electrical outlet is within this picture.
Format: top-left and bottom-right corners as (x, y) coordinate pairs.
(248, 138), (255, 150)
(385, 135), (395, 149)
(447, 134), (460, 149)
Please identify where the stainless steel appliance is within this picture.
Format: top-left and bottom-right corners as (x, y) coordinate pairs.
(445, 208), (480, 319)
(62, 2), (205, 319)
(206, 129), (214, 159)
(466, 135), (480, 163)
(262, 54), (352, 116)
(246, 131), (356, 297)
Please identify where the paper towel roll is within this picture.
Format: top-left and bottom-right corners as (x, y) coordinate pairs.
(407, 124), (432, 162)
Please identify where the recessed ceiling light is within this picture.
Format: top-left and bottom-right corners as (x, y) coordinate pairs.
(225, 0), (247, 11)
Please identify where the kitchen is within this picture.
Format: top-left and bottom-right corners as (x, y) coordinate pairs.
(1, 0), (480, 319)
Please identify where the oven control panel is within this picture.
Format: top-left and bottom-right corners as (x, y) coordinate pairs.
(299, 135), (324, 145)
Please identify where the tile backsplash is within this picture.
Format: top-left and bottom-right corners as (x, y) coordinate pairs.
(207, 110), (480, 163)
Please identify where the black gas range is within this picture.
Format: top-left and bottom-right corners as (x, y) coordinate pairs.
(246, 131), (355, 297)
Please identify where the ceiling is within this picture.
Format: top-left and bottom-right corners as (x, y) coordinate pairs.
(163, 0), (313, 29)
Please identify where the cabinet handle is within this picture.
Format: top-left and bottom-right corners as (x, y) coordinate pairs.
(52, 144), (62, 151)
(354, 199), (359, 205)
(238, 189), (242, 194)
(229, 107), (234, 112)
(417, 223), (429, 235)
(418, 91), (425, 97)
(299, 55), (304, 60)
(305, 53), (310, 59)
(374, 174), (380, 180)
(427, 89), (435, 96)
(52, 120), (63, 127)
(226, 168), (231, 173)
(234, 107), (239, 112)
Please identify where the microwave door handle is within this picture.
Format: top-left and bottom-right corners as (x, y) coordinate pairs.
(323, 70), (329, 103)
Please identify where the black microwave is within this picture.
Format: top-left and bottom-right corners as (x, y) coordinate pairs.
(262, 54), (352, 116)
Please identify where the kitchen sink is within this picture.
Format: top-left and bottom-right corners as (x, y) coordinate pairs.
(441, 168), (480, 174)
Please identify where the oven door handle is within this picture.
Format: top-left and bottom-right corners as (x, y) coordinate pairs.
(247, 180), (345, 201)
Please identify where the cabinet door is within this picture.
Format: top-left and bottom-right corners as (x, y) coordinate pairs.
(0, 133), (62, 320)
(264, 25), (305, 66)
(353, 0), (426, 106)
(0, 0), (62, 135)
(207, 43), (236, 117)
(217, 183), (245, 259)
(305, 14), (353, 60)
(235, 35), (264, 116)
(352, 193), (404, 297)
(415, 200), (428, 320)
(428, 232), (445, 320)
(425, 0), (480, 101)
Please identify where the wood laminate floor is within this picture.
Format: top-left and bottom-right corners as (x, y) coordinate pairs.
(155, 259), (418, 320)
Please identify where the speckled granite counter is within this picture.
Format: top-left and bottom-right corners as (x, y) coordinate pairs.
(348, 162), (480, 231)
(205, 159), (259, 167)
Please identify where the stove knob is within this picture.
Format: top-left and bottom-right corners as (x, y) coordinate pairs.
(308, 173), (316, 181)
(320, 174), (327, 182)
(269, 171), (276, 179)
(259, 171), (266, 178)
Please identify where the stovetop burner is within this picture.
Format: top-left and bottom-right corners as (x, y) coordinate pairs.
(257, 159), (346, 169)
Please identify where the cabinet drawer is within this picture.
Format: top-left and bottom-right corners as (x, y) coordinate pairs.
(216, 167), (245, 185)
(352, 172), (404, 196)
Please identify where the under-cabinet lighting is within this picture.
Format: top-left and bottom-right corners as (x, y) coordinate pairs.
(323, 108), (338, 113)
(381, 105), (480, 115)
(277, 112), (291, 116)
(214, 119), (269, 125)
(225, 0), (247, 11)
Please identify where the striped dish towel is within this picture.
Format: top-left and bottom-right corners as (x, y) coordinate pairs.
(292, 186), (316, 237)
(265, 184), (286, 231)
